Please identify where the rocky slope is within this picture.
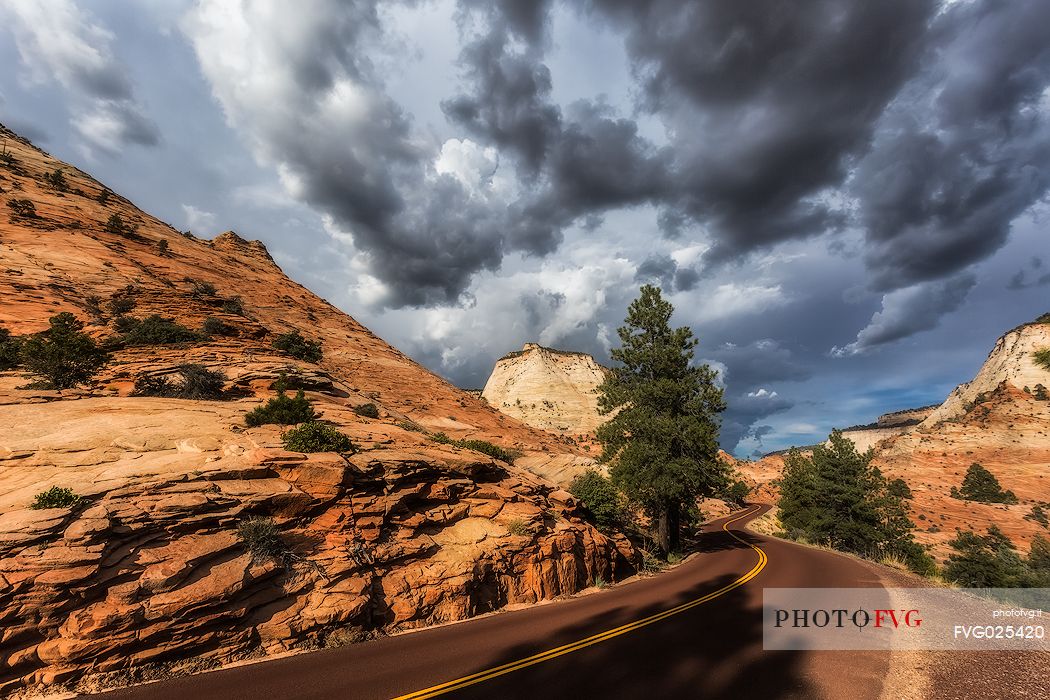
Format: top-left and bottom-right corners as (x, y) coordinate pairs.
(838, 405), (937, 453)
(0, 124), (635, 692)
(737, 317), (1050, 560)
(482, 343), (610, 436)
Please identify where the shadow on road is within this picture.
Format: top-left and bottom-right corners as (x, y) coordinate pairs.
(451, 571), (814, 700)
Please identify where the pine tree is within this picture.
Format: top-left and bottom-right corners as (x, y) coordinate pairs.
(955, 463), (1018, 504)
(19, 313), (109, 389)
(596, 285), (727, 555)
(944, 526), (1028, 587)
(778, 431), (933, 572)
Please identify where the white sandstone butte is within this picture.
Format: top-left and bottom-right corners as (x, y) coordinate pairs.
(482, 343), (610, 435)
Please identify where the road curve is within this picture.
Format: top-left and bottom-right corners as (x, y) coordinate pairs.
(91, 505), (892, 700)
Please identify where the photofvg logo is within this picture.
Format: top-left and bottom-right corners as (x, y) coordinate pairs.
(763, 588), (1050, 651)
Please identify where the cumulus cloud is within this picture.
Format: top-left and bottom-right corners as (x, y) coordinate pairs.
(831, 274), (978, 357)
(3, 0), (159, 154)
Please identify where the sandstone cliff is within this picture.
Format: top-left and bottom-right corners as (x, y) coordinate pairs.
(0, 124), (634, 692)
(482, 343), (609, 436)
(736, 317), (1050, 559)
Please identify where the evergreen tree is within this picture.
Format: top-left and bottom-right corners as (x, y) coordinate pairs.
(953, 463), (1018, 504)
(1027, 535), (1050, 587)
(0, 325), (22, 370)
(596, 285), (727, 554)
(778, 432), (933, 572)
(19, 313), (109, 389)
(944, 526), (1028, 587)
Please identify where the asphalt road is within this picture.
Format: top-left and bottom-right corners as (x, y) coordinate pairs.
(92, 505), (892, 700)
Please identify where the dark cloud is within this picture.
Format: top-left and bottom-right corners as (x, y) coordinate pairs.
(704, 339), (812, 388)
(853, 0), (1050, 292)
(720, 388), (794, 452)
(633, 252), (700, 293)
(832, 273), (977, 356)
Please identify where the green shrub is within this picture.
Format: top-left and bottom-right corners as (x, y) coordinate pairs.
(944, 526), (1029, 587)
(570, 469), (628, 530)
(132, 364), (228, 400)
(156, 239), (169, 256)
(105, 213), (135, 236)
(202, 317), (237, 337)
(107, 292), (136, 315)
(43, 168), (67, 192)
(282, 421), (355, 453)
(272, 331), (322, 363)
(121, 315), (201, 346)
(428, 432), (515, 462)
(237, 517), (288, 562)
(7, 198), (36, 218)
(1034, 348), (1050, 372)
(887, 478), (913, 500)
(0, 325), (21, 370)
(1034, 384), (1049, 401)
(97, 188), (112, 204)
(952, 463), (1018, 504)
(245, 389), (316, 427)
(724, 479), (751, 506)
(353, 403), (380, 419)
(30, 486), (80, 510)
(190, 279), (217, 300)
(1025, 504), (1049, 528)
(505, 518), (530, 536)
(19, 313), (109, 389)
(222, 296), (245, 316)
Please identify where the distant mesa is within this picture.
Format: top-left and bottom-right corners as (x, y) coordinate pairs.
(482, 343), (610, 435)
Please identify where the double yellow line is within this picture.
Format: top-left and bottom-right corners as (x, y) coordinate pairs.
(392, 505), (769, 699)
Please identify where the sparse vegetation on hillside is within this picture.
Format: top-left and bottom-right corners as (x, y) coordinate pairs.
(888, 478), (913, 500)
(156, 239), (169, 256)
(353, 402), (380, 418)
(245, 388), (317, 427)
(0, 326), (21, 370)
(107, 289), (137, 315)
(569, 469), (628, 531)
(222, 296), (245, 316)
(7, 198), (37, 218)
(282, 422), (355, 453)
(272, 331), (323, 363)
(428, 432), (515, 462)
(120, 315), (202, 346)
(1025, 504), (1049, 528)
(43, 168), (67, 192)
(596, 285), (728, 555)
(97, 188), (112, 205)
(105, 213), (136, 237)
(19, 313), (109, 389)
(950, 462), (1018, 504)
(723, 480), (751, 507)
(1034, 348), (1050, 372)
(778, 431), (934, 574)
(30, 486), (81, 510)
(132, 364), (228, 400)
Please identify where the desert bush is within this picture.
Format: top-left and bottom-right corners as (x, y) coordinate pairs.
(202, 317), (237, 337)
(121, 315), (201, 346)
(132, 364), (228, 400)
(282, 421), (355, 453)
(237, 517), (288, 562)
(105, 213), (135, 237)
(84, 295), (104, 318)
(30, 486), (81, 510)
(7, 198), (36, 218)
(1033, 348), (1050, 371)
(950, 463), (1018, 504)
(397, 419), (425, 433)
(1025, 504), (1049, 528)
(43, 168), (67, 192)
(505, 518), (530, 536)
(1034, 384), (1049, 401)
(20, 313), (109, 389)
(0, 326), (22, 370)
(272, 331), (322, 363)
(97, 188), (112, 204)
(353, 402), (380, 419)
(887, 478), (913, 500)
(107, 291), (136, 315)
(189, 279), (217, 300)
(222, 296), (245, 316)
(570, 469), (628, 531)
(245, 389), (316, 427)
(156, 239), (169, 256)
(428, 432), (515, 462)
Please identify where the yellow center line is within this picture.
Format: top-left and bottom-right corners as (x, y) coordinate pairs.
(391, 504), (769, 700)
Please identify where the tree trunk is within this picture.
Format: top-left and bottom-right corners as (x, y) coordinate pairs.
(656, 501), (681, 556)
